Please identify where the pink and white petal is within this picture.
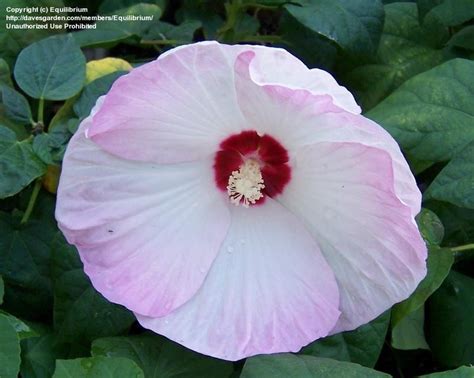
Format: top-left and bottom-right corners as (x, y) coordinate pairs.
(137, 199), (341, 361)
(245, 45), (361, 114)
(234, 50), (420, 216)
(277, 142), (427, 333)
(56, 126), (231, 317)
(87, 41), (246, 164)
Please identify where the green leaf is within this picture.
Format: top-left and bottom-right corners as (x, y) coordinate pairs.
(367, 59), (474, 163)
(301, 311), (390, 368)
(52, 234), (135, 346)
(0, 276), (3, 304)
(21, 333), (59, 378)
(99, 0), (166, 14)
(0, 211), (54, 319)
(424, 0), (474, 27)
(391, 247), (453, 326)
(73, 71), (126, 120)
(345, 2), (449, 110)
(141, 20), (202, 44)
(282, 0), (385, 57)
(0, 85), (33, 124)
(14, 34), (86, 100)
(0, 59), (13, 87)
(72, 3), (162, 48)
(91, 333), (233, 378)
(419, 366), (474, 377)
(176, 0), (224, 40)
(427, 270), (474, 367)
(0, 0), (66, 67)
(0, 314), (21, 378)
(416, 208), (445, 246)
(53, 356), (144, 378)
(0, 311), (39, 340)
(448, 25), (474, 51)
(241, 354), (390, 377)
(425, 141), (474, 209)
(426, 201), (474, 245)
(391, 306), (429, 350)
(0, 126), (47, 198)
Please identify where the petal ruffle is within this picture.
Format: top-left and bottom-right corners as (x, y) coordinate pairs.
(56, 117), (231, 317)
(137, 199), (340, 361)
(277, 141), (427, 333)
(243, 45), (361, 114)
(234, 50), (421, 216)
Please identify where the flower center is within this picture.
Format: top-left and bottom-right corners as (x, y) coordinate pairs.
(214, 130), (291, 207)
(227, 159), (265, 207)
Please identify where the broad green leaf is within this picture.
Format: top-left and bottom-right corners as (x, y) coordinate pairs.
(282, 0), (384, 57)
(73, 71), (126, 120)
(0, 311), (39, 339)
(427, 271), (474, 367)
(448, 25), (474, 51)
(392, 247), (453, 326)
(416, 208), (445, 246)
(0, 314), (21, 378)
(0, 59), (13, 87)
(141, 20), (202, 44)
(424, 0), (474, 27)
(99, 0), (166, 14)
(420, 366), (474, 377)
(426, 201), (474, 245)
(0, 85), (33, 124)
(301, 311), (390, 368)
(279, 9), (337, 68)
(72, 3), (162, 47)
(21, 333), (59, 378)
(0, 211), (54, 319)
(391, 306), (429, 350)
(345, 2), (448, 110)
(425, 141), (474, 209)
(53, 357), (144, 378)
(176, 0), (224, 40)
(0, 0), (65, 66)
(367, 59), (474, 163)
(86, 58), (132, 84)
(0, 126), (47, 198)
(0, 276), (3, 304)
(14, 34), (86, 100)
(52, 234), (135, 346)
(92, 333), (233, 378)
(32, 128), (70, 165)
(241, 354), (390, 377)
(244, 0), (293, 4)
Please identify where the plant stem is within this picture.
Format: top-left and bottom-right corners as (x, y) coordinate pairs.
(37, 98), (45, 124)
(20, 179), (42, 225)
(451, 243), (474, 252)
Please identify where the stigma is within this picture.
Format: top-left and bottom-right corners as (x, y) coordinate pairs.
(227, 159), (265, 207)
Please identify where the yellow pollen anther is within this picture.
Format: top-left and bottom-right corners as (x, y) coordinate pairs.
(227, 159), (265, 207)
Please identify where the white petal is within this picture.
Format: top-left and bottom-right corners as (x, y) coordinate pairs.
(277, 142), (427, 332)
(56, 122), (230, 317)
(137, 199), (340, 361)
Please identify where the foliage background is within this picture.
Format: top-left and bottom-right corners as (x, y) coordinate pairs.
(1, 0), (474, 377)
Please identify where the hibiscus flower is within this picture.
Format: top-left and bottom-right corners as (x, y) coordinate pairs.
(56, 41), (427, 361)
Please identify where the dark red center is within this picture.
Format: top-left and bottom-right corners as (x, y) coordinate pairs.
(213, 130), (291, 205)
